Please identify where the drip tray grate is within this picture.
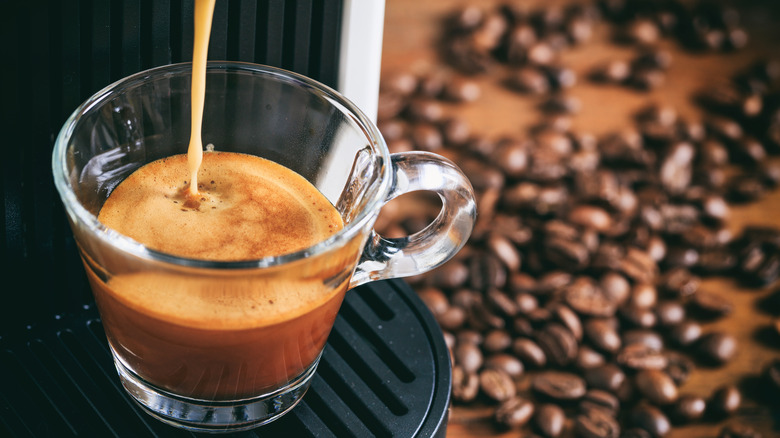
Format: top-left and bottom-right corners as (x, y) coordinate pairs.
(0, 280), (450, 438)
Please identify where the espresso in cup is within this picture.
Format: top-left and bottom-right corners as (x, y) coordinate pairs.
(89, 152), (350, 400)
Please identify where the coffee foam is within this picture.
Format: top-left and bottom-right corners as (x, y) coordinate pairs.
(98, 152), (343, 261)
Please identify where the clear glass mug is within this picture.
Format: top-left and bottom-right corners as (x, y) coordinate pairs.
(52, 62), (476, 432)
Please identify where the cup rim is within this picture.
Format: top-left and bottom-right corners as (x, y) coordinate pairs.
(52, 61), (391, 269)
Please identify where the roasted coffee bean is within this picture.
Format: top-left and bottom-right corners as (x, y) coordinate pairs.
(452, 365), (479, 403)
(697, 332), (738, 365)
(443, 76), (481, 102)
(540, 94), (581, 114)
(484, 290), (516, 320)
(575, 405), (620, 438)
(429, 260), (469, 289)
(591, 59), (631, 83)
(454, 342), (483, 373)
(417, 287), (449, 316)
(484, 353), (524, 378)
(671, 394), (707, 423)
(441, 117), (471, 146)
(581, 389), (620, 415)
(620, 305), (658, 329)
(508, 67), (551, 94)
(659, 268), (700, 298)
(622, 329), (665, 351)
(585, 363), (626, 394)
(512, 338), (547, 368)
(411, 123), (443, 151)
(622, 18), (660, 46)
(535, 323), (578, 366)
(576, 345), (607, 369)
(630, 283), (658, 309)
(617, 343), (668, 371)
(719, 423), (762, 438)
(483, 329), (513, 353)
(490, 141), (529, 178)
(533, 371), (587, 400)
(664, 352), (695, 386)
(515, 293), (539, 314)
(495, 396), (535, 429)
(629, 404), (671, 438)
(437, 306), (467, 331)
(487, 234), (522, 271)
(480, 367), (516, 402)
(534, 403), (565, 437)
(456, 329), (483, 345)
(635, 369), (679, 405)
(709, 384), (742, 416)
(600, 272), (631, 306)
(584, 318), (622, 354)
(564, 277), (618, 317)
(468, 303), (506, 331)
(655, 300), (686, 327)
(667, 320), (703, 347)
(549, 303), (583, 341)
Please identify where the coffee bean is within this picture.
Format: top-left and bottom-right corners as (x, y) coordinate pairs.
(533, 371), (587, 400)
(484, 353), (524, 378)
(655, 300), (686, 326)
(576, 345), (607, 369)
(671, 394), (707, 423)
(512, 338), (547, 368)
(429, 260), (470, 289)
(535, 323), (578, 366)
(600, 272), (631, 306)
(455, 329), (483, 345)
(622, 329), (665, 351)
(533, 403), (565, 437)
(689, 290), (734, 318)
(617, 343), (668, 371)
(452, 365), (479, 403)
(454, 342), (483, 373)
(580, 389), (620, 415)
(630, 283), (658, 309)
(584, 318), (622, 354)
(635, 369), (679, 405)
(620, 305), (658, 329)
(441, 117), (471, 146)
(483, 329), (513, 353)
(709, 384), (742, 416)
(479, 367), (516, 402)
(629, 404), (671, 437)
(564, 277), (618, 317)
(667, 320), (703, 347)
(664, 352), (695, 386)
(719, 423), (762, 438)
(575, 405), (621, 438)
(585, 363), (626, 394)
(443, 76), (481, 102)
(437, 306), (467, 331)
(494, 396), (535, 429)
(508, 67), (551, 94)
(659, 268), (700, 298)
(549, 303), (583, 341)
(697, 332), (738, 365)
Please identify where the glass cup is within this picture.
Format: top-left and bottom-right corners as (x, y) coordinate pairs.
(52, 62), (476, 432)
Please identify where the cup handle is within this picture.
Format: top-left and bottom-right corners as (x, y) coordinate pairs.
(349, 151), (477, 288)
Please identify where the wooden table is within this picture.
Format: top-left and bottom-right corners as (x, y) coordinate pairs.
(379, 0), (780, 436)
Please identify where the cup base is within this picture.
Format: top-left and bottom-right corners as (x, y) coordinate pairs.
(112, 349), (317, 433)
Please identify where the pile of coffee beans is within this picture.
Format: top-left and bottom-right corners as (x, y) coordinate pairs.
(377, 0), (780, 436)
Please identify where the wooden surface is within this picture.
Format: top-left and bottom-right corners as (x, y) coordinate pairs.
(378, 0), (780, 437)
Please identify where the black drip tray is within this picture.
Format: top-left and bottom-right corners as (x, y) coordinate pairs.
(0, 279), (450, 438)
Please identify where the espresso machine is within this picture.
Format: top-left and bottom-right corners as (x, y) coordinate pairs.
(0, 1), (450, 436)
